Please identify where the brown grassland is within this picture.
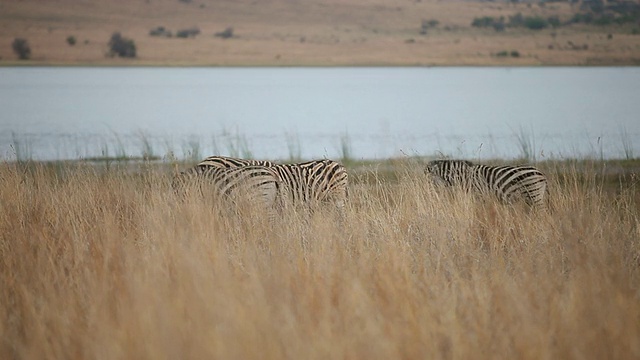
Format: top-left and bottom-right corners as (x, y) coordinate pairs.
(2, 0), (639, 357)
(2, 0), (640, 66)
(0, 159), (639, 359)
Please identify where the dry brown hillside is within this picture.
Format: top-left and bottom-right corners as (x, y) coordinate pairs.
(1, 0), (640, 65)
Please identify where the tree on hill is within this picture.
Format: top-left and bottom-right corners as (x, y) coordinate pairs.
(12, 38), (31, 60)
(108, 32), (136, 58)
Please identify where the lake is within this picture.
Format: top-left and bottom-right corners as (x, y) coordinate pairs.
(1, 67), (639, 162)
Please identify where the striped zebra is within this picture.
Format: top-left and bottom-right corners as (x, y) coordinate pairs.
(172, 165), (282, 215)
(196, 156), (349, 211)
(425, 159), (548, 208)
(198, 156), (275, 168)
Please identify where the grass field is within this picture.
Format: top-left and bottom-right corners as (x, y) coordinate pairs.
(1, 159), (638, 359)
(2, 0), (640, 66)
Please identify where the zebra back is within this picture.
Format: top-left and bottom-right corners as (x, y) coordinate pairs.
(426, 159), (548, 208)
(425, 159), (475, 188)
(197, 155), (275, 168)
(196, 156), (349, 211)
(172, 165), (282, 212)
(271, 159), (349, 209)
(472, 164), (548, 207)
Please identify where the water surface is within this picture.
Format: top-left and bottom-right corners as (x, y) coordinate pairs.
(1, 67), (638, 161)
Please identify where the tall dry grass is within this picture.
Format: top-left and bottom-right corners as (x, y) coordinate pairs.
(1, 161), (639, 359)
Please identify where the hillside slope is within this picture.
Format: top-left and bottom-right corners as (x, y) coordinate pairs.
(1, 0), (639, 65)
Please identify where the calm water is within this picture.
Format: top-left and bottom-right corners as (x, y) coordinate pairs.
(1, 67), (639, 161)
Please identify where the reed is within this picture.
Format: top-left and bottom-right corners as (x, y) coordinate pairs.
(0, 160), (638, 359)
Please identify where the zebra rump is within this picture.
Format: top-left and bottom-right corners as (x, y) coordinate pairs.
(196, 156), (349, 211)
(425, 159), (548, 207)
(271, 159), (349, 209)
(172, 165), (282, 212)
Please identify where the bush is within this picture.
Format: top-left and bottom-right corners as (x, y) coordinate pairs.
(547, 16), (561, 28)
(508, 13), (525, 27)
(493, 22), (506, 32)
(615, 13), (640, 25)
(420, 19), (439, 35)
(609, 1), (640, 15)
(472, 16), (506, 32)
(12, 38), (31, 60)
(149, 26), (172, 37)
(504, 13), (548, 30)
(593, 14), (614, 26)
(495, 50), (520, 58)
(176, 27), (200, 38)
(215, 27), (234, 39)
(421, 19), (439, 33)
(66, 36), (76, 46)
(108, 32), (136, 58)
(571, 12), (640, 27)
(587, 0), (605, 13)
(568, 1), (640, 27)
(524, 16), (548, 30)
(571, 12), (594, 24)
(472, 16), (497, 28)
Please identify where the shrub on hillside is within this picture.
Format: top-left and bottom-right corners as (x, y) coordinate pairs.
(66, 36), (76, 46)
(495, 50), (520, 58)
(571, 12), (594, 24)
(471, 16), (506, 32)
(570, 2), (640, 26)
(493, 22), (506, 32)
(593, 14), (615, 26)
(108, 32), (136, 58)
(547, 16), (561, 28)
(420, 19), (439, 35)
(472, 16), (497, 28)
(176, 27), (201, 38)
(149, 26), (172, 37)
(524, 16), (548, 30)
(585, 0), (606, 13)
(508, 13), (525, 27)
(506, 13), (548, 30)
(215, 27), (234, 39)
(12, 38), (31, 60)
(419, 19), (440, 34)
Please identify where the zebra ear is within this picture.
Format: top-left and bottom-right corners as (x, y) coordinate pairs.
(424, 162), (435, 174)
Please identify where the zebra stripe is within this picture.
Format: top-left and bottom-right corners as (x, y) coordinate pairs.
(425, 159), (548, 207)
(272, 159), (348, 209)
(198, 155), (275, 168)
(196, 156), (349, 210)
(172, 165), (282, 213)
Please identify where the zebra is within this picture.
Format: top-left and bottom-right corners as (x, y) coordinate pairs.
(424, 159), (548, 208)
(196, 156), (349, 212)
(172, 165), (283, 216)
(198, 155), (275, 168)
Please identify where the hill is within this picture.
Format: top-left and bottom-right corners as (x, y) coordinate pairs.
(1, 0), (640, 65)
